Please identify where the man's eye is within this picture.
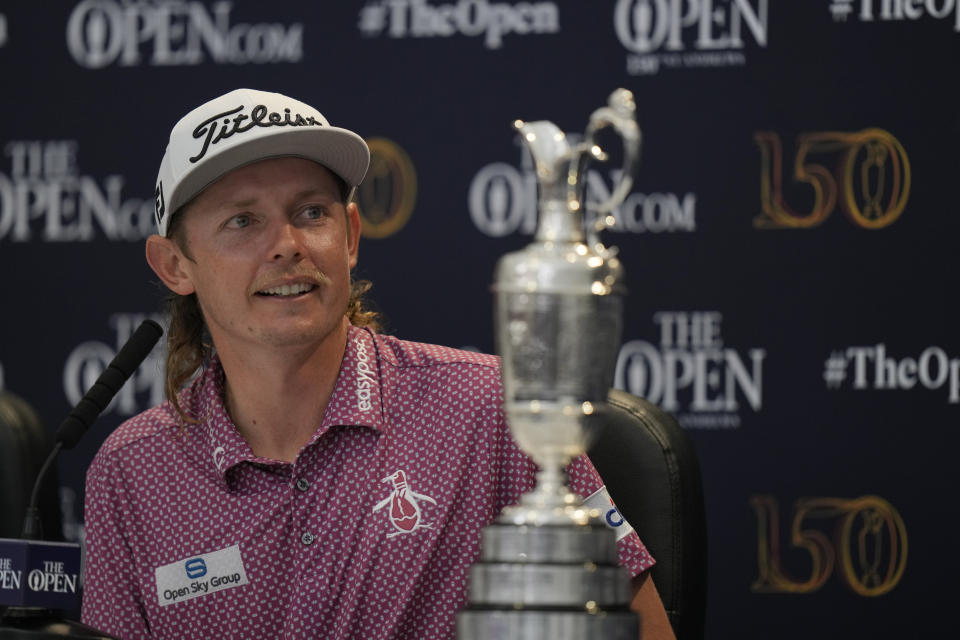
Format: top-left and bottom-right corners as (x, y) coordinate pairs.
(226, 214), (251, 229)
(302, 206), (327, 220)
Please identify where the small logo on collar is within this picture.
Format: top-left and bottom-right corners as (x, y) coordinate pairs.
(212, 446), (226, 472)
(372, 470), (436, 538)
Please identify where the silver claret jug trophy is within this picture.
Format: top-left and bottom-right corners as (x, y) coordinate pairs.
(457, 88), (641, 640)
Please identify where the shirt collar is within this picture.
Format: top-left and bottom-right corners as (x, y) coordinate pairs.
(316, 325), (389, 436)
(195, 325), (390, 484)
(194, 358), (259, 484)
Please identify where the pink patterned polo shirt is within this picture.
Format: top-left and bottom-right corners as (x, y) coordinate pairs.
(81, 326), (654, 639)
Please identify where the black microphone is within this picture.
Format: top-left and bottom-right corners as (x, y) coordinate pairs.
(19, 320), (163, 542)
(55, 319), (164, 449)
(20, 319), (163, 541)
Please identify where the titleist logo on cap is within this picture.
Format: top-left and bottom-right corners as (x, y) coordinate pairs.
(190, 104), (324, 164)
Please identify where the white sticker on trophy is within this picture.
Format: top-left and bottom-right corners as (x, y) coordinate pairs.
(154, 544), (249, 606)
(583, 486), (635, 542)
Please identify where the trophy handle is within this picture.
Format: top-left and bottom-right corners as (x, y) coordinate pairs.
(581, 88), (641, 224)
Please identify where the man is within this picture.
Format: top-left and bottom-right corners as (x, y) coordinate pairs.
(81, 88), (675, 639)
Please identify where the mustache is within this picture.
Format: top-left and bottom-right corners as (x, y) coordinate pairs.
(248, 265), (331, 295)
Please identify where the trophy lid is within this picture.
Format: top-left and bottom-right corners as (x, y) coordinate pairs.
(492, 89), (638, 299)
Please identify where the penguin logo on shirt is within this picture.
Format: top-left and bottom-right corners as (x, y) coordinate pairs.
(372, 470), (437, 538)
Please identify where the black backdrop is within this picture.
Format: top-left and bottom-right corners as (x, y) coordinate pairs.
(1, 1), (957, 636)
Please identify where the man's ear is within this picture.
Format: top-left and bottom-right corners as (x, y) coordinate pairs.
(145, 235), (196, 295)
(346, 202), (362, 269)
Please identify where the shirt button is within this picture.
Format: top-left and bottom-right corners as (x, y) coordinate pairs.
(295, 478), (310, 492)
(301, 532), (315, 546)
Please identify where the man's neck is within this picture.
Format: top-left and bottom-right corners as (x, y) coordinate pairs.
(216, 320), (351, 463)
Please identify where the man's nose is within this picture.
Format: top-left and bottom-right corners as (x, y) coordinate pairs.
(268, 222), (305, 261)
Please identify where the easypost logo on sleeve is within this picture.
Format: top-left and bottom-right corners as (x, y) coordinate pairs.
(155, 544), (248, 606)
(583, 486), (635, 542)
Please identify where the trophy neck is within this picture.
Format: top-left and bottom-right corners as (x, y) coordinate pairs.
(499, 464), (593, 526)
(516, 119), (589, 245)
(534, 198), (585, 244)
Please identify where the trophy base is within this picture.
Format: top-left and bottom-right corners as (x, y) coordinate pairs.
(457, 608), (637, 640)
(458, 520), (637, 639)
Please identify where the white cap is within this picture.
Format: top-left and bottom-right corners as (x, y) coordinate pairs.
(153, 88), (370, 236)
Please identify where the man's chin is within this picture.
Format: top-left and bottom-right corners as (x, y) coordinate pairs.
(248, 320), (348, 350)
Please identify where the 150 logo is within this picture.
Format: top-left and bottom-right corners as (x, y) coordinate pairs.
(751, 495), (907, 596)
(754, 129), (910, 229)
(615, 0), (768, 75)
(0, 140), (155, 242)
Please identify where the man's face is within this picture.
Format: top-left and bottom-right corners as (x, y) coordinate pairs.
(169, 157), (361, 351)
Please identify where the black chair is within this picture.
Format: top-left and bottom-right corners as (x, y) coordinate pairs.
(588, 389), (708, 640)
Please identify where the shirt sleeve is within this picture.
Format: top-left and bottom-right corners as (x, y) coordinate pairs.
(81, 449), (152, 640)
(567, 454), (656, 577)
